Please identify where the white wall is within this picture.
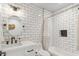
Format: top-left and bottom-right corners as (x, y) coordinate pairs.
(49, 5), (79, 54)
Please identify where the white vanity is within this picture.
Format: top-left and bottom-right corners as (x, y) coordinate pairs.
(0, 41), (50, 56)
(0, 41), (40, 56)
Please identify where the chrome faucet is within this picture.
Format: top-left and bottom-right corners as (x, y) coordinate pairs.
(11, 37), (15, 44)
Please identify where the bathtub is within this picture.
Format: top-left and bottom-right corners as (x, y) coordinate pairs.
(48, 47), (79, 56)
(0, 41), (50, 56)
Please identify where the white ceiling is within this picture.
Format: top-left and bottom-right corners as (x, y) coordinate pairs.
(33, 3), (74, 12)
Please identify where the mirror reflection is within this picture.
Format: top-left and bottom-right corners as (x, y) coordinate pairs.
(8, 24), (16, 30)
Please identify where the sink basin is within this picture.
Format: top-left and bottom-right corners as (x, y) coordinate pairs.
(1, 43), (22, 49)
(1, 41), (36, 50)
(0, 41), (39, 56)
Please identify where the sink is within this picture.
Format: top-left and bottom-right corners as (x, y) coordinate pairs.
(1, 43), (22, 49)
(1, 41), (36, 50)
(0, 41), (39, 56)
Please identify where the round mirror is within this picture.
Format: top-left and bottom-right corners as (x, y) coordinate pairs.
(7, 16), (23, 36)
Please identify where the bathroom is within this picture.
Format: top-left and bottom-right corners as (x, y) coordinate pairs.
(0, 2), (79, 56)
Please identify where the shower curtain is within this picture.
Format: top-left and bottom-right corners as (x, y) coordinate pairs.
(0, 15), (4, 44)
(42, 17), (49, 50)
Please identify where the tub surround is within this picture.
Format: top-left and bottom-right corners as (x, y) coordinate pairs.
(48, 4), (79, 55)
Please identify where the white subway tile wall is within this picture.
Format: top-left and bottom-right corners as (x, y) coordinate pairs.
(24, 4), (43, 43)
(0, 4), (52, 46)
(50, 5), (79, 53)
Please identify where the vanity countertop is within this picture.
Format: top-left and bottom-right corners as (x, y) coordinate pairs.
(0, 41), (37, 51)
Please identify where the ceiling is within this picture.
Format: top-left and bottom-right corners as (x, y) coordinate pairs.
(33, 3), (74, 12)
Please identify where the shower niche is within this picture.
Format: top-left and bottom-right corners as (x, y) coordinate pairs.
(60, 30), (67, 37)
